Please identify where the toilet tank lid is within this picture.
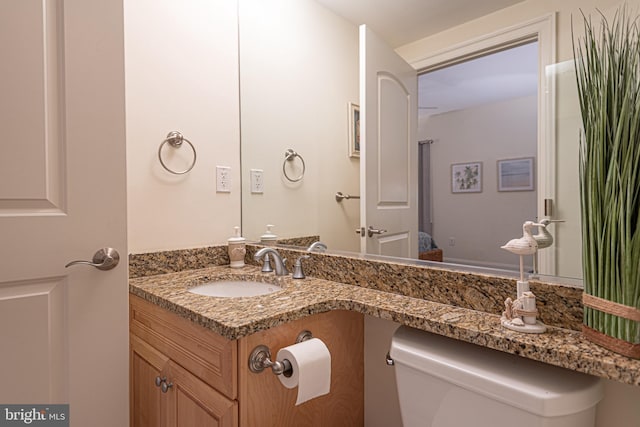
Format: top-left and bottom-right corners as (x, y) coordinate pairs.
(390, 326), (603, 417)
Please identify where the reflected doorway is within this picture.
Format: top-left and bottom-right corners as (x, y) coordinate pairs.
(418, 41), (539, 271)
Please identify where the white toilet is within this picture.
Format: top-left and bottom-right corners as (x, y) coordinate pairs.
(390, 326), (603, 427)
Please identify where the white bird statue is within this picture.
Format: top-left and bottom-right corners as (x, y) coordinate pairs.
(533, 219), (554, 249)
(532, 219), (565, 275)
(501, 221), (543, 282)
(533, 219), (566, 248)
(501, 221), (542, 255)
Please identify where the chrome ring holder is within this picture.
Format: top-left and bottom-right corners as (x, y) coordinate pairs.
(249, 330), (313, 376)
(282, 148), (305, 182)
(158, 131), (197, 175)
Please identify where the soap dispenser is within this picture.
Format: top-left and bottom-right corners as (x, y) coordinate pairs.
(260, 224), (278, 245)
(228, 226), (246, 268)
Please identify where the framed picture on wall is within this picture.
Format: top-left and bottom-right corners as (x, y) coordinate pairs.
(497, 157), (535, 191)
(348, 102), (360, 158)
(451, 162), (482, 193)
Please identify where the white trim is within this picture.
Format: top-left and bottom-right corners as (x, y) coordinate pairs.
(409, 14), (555, 71)
(408, 13), (557, 275)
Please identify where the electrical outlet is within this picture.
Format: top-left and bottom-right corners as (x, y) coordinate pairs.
(216, 166), (231, 192)
(449, 237), (455, 246)
(250, 169), (264, 193)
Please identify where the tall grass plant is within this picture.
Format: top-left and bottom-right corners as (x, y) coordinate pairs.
(573, 7), (640, 348)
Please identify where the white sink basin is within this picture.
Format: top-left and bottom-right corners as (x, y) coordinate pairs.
(188, 280), (282, 298)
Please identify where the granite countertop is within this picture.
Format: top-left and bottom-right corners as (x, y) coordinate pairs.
(129, 264), (640, 386)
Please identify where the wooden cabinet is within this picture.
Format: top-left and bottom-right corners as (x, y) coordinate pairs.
(130, 334), (237, 427)
(130, 296), (238, 427)
(130, 335), (165, 427)
(130, 295), (364, 427)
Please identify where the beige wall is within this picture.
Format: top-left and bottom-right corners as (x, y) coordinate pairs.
(124, 0), (241, 253)
(239, 0), (360, 251)
(422, 95), (537, 270)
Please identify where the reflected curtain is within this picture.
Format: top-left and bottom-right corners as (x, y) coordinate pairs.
(418, 140), (433, 235)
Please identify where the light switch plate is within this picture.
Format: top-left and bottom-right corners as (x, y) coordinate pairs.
(250, 169), (264, 193)
(216, 166), (231, 192)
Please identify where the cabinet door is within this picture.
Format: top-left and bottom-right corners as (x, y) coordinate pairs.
(130, 294), (237, 399)
(130, 334), (170, 427)
(165, 360), (238, 427)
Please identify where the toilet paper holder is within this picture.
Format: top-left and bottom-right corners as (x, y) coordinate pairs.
(249, 330), (313, 376)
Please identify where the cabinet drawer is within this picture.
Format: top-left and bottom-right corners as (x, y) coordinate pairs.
(130, 294), (237, 399)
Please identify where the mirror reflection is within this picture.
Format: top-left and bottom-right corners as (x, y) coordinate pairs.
(419, 42), (538, 272)
(239, 0), (583, 280)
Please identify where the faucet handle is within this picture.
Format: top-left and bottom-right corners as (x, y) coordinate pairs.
(307, 241), (327, 253)
(292, 255), (311, 279)
(260, 253), (274, 273)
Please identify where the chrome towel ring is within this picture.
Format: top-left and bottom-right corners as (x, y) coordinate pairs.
(158, 131), (197, 174)
(282, 148), (305, 182)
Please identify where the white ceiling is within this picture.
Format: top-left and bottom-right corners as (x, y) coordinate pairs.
(314, 0), (526, 48)
(419, 41), (538, 116)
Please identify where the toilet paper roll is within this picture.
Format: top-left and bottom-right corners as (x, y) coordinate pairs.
(276, 337), (331, 405)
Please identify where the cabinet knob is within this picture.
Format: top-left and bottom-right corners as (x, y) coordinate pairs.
(155, 376), (173, 393)
(155, 376), (166, 387)
(161, 381), (173, 393)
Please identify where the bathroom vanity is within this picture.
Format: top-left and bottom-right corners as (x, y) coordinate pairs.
(129, 245), (640, 426)
(129, 293), (364, 426)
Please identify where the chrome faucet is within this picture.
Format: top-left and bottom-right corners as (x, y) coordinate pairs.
(254, 247), (289, 276)
(306, 241), (327, 253)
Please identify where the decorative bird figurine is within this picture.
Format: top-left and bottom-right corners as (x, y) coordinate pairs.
(533, 219), (554, 249)
(533, 219), (565, 249)
(501, 221), (542, 256)
(501, 221), (543, 283)
(531, 219), (565, 275)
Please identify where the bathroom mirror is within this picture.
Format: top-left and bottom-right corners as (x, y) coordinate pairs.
(239, 0), (584, 281)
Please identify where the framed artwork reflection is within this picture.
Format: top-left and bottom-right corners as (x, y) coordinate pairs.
(348, 102), (360, 158)
(451, 162), (482, 193)
(498, 157), (534, 191)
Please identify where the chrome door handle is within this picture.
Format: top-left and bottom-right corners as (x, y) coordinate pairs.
(65, 247), (120, 271)
(367, 226), (387, 237)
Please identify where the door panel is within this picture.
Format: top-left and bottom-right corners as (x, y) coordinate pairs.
(360, 25), (418, 258)
(378, 74), (410, 204)
(0, 0), (128, 424)
(378, 232), (411, 258)
(0, 0), (64, 211)
(0, 278), (66, 402)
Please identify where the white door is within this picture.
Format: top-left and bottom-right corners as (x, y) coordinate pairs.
(359, 25), (418, 259)
(0, 1), (128, 425)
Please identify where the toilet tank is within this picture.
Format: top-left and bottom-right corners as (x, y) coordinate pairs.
(390, 326), (603, 427)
